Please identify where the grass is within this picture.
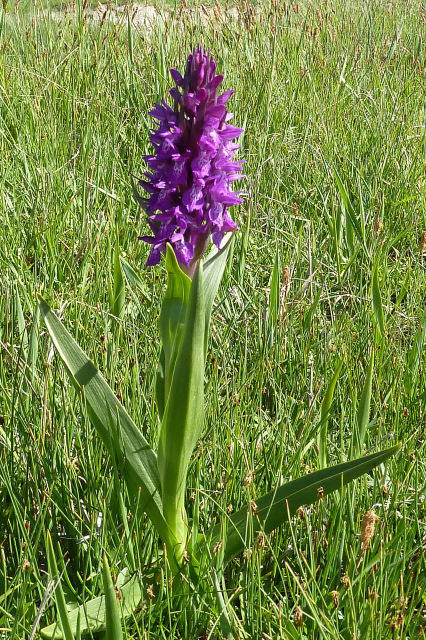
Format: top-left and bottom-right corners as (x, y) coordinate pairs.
(1, 0), (426, 637)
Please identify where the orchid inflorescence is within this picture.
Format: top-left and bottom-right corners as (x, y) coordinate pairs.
(138, 45), (244, 274)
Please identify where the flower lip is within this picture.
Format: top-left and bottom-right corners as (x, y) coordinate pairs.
(138, 45), (244, 271)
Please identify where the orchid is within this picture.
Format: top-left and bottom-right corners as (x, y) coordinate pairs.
(38, 47), (399, 640)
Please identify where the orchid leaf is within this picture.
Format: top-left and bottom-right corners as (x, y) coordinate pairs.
(37, 295), (169, 543)
(157, 246), (192, 407)
(155, 347), (166, 422)
(40, 571), (157, 639)
(204, 234), (233, 319)
(203, 233), (234, 353)
(208, 445), (400, 564)
(157, 262), (205, 555)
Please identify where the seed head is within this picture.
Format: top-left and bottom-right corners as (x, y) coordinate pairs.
(341, 573), (350, 589)
(294, 606), (303, 628)
(374, 217), (383, 236)
(420, 231), (426, 254)
(361, 509), (379, 552)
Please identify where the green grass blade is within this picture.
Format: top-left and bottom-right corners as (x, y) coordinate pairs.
(102, 555), (124, 640)
(37, 295), (169, 543)
(302, 285), (323, 335)
(344, 202), (355, 257)
(119, 256), (152, 303)
(372, 255), (385, 335)
(333, 167), (368, 257)
(211, 569), (234, 640)
(265, 247), (280, 350)
(356, 348), (374, 455)
(26, 302), (40, 381)
(45, 532), (74, 640)
(14, 287), (28, 354)
(209, 445), (400, 564)
(155, 347), (166, 423)
(111, 232), (125, 320)
(404, 309), (426, 398)
(318, 356), (344, 468)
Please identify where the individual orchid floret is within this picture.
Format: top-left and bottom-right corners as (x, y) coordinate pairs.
(138, 45), (244, 274)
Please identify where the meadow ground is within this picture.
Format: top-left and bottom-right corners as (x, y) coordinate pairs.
(1, 0), (426, 638)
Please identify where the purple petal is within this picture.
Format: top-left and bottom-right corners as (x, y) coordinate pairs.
(168, 159), (188, 187)
(209, 74), (223, 91)
(211, 229), (225, 248)
(199, 128), (221, 153)
(170, 67), (183, 86)
(208, 202), (223, 224)
(220, 125), (244, 140)
(169, 87), (182, 102)
(191, 150), (212, 179)
(217, 89), (235, 104)
(196, 88), (208, 103)
(182, 185), (204, 212)
(184, 92), (201, 112)
(172, 239), (194, 267)
(222, 209), (239, 232)
(147, 189), (174, 213)
(145, 246), (162, 267)
(206, 103), (226, 119)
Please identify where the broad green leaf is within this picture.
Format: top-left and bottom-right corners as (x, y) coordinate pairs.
(208, 445), (400, 564)
(158, 245), (191, 402)
(156, 238), (232, 420)
(40, 571), (157, 639)
(318, 356), (344, 468)
(157, 263), (205, 557)
(45, 532), (74, 640)
(38, 296), (169, 544)
(203, 233), (234, 354)
(372, 254), (385, 335)
(356, 348), (374, 455)
(155, 347), (166, 422)
(102, 556), (124, 640)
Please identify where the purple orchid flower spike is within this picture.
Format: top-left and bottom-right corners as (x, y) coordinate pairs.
(138, 45), (244, 277)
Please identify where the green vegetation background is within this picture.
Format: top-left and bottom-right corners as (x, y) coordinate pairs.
(0, 0), (426, 637)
